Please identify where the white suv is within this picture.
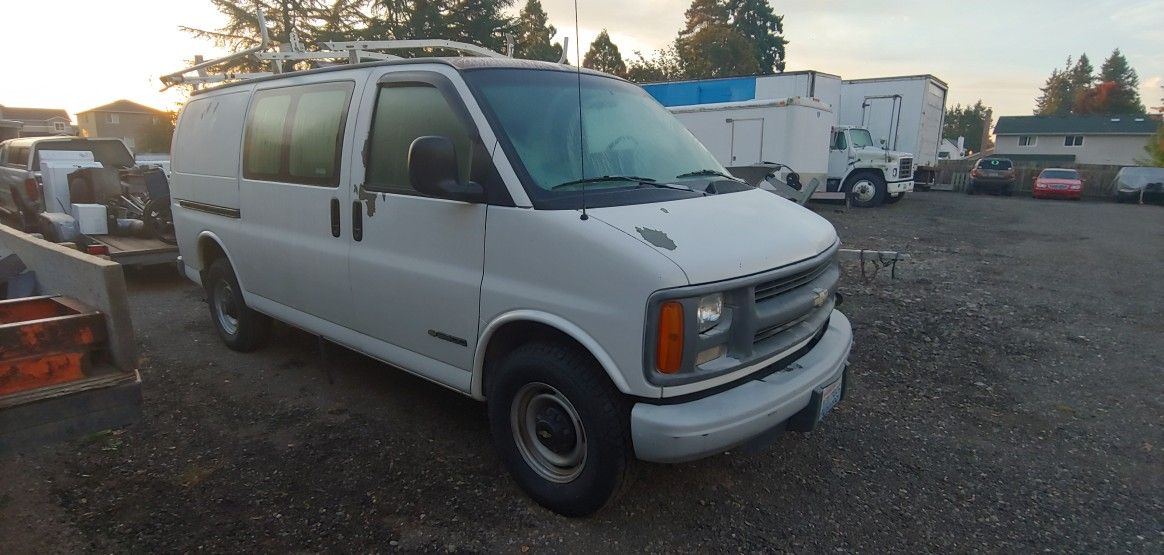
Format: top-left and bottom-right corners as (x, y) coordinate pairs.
(171, 57), (853, 516)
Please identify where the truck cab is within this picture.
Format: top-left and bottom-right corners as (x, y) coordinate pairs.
(825, 125), (914, 207)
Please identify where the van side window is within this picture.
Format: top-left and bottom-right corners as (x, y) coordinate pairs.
(243, 81), (354, 186)
(366, 84), (476, 194)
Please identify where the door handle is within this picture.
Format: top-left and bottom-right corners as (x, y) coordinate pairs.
(330, 198), (341, 237)
(352, 200), (363, 242)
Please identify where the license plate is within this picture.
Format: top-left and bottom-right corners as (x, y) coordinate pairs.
(818, 377), (843, 420)
(1052, 184), (1068, 190)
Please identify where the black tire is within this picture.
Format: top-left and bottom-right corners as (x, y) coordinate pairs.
(487, 342), (634, 517)
(205, 257), (271, 352)
(143, 195), (176, 244)
(883, 192), (904, 204)
(844, 172), (886, 208)
(1001, 184), (1014, 197)
(966, 181), (976, 195)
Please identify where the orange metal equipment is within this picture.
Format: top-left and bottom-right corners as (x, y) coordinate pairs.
(0, 296), (107, 396)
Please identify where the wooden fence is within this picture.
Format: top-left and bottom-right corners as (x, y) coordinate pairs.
(936, 160), (1123, 199)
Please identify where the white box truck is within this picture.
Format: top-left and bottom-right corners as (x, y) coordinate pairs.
(838, 75), (948, 190)
(644, 72), (948, 206)
(668, 97), (832, 204)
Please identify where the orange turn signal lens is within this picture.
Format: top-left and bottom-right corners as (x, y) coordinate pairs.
(656, 301), (684, 374)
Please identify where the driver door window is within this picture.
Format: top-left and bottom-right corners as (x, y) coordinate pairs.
(366, 84), (488, 195)
(832, 132), (847, 151)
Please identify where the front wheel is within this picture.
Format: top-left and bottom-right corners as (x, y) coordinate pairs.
(488, 342), (634, 517)
(205, 258), (271, 352)
(845, 173), (886, 208)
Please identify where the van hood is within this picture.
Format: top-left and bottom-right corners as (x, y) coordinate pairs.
(589, 188), (838, 285)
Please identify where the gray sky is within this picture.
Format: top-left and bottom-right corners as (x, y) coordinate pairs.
(0, 0), (1160, 118)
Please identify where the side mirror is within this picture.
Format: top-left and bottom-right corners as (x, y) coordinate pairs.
(408, 136), (484, 202)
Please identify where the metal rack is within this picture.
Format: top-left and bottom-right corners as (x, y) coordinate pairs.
(159, 8), (551, 91)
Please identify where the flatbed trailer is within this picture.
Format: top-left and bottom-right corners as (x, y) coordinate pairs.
(86, 234), (177, 266)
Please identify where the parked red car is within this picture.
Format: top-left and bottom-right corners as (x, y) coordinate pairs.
(1032, 168), (1083, 200)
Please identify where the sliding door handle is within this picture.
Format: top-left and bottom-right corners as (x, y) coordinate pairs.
(330, 198), (341, 237)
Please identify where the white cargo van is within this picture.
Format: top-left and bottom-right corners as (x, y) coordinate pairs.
(171, 57), (853, 516)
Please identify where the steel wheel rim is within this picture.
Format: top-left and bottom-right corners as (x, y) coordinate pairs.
(851, 180), (877, 203)
(510, 382), (587, 483)
(213, 280), (240, 336)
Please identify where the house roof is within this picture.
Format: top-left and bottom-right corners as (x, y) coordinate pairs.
(0, 105), (71, 122)
(995, 115), (1157, 136)
(77, 99), (166, 115)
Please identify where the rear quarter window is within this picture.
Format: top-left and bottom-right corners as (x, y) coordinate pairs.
(173, 91), (252, 177)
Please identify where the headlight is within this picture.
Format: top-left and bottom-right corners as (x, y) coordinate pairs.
(697, 293), (723, 332)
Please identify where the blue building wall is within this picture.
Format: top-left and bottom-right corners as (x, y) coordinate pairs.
(641, 76), (758, 107)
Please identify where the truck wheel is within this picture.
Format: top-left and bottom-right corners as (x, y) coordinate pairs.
(487, 342), (634, 517)
(884, 192), (904, 204)
(845, 173), (886, 208)
(205, 258), (271, 352)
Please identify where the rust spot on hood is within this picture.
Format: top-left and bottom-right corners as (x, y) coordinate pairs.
(635, 226), (677, 250)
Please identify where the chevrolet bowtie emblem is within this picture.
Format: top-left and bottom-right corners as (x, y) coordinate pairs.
(811, 288), (829, 307)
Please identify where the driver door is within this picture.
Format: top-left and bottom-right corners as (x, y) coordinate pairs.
(345, 69), (497, 382)
(828, 130), (851, 189)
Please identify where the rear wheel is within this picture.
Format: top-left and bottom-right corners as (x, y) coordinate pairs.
(845, 172), (886, 208)
(205, 257), (271, 352)
(966, 181), (976, 195)
(1001, 184), (1014, 197)
(488, 342), (634, 517)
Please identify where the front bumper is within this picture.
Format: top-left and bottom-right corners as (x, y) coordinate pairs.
(630, 310), (853, 463)
(887, 179), (914, 194)
(1034, 187), (1081, 198)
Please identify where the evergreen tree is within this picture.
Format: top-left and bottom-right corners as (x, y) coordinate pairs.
(729, 0), (788, 73)
(444, 0), (513, 52)
(183, 1), (375, 72)
(1034, 55), (1093, 115)
(943, 100), (993, 153)
(514, 0), (562, 61)
(677, 24), (758, 79)
(1093, 48), (1145, 114)
(678, 0), (730, 37)
(582, 30), (626, 77)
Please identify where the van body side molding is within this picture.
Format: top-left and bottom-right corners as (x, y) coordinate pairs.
(177, 200), (241, 219)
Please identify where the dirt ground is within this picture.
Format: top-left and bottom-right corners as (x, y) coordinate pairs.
(2, 192), (1161, 553)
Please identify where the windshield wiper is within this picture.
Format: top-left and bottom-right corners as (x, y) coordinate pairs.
(675, 169), (745, 183)
(550, 175), (657, 190)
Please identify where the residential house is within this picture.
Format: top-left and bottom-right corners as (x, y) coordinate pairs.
(994, 115), (1157, 165)
(76, 100), (170, 153)
(938, 137), (965, 160)
(0, 105), (75, 137)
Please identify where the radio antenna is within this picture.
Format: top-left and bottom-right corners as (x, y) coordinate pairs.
(573, 0), (588, 220)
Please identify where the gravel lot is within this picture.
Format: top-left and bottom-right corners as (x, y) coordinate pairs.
(2, 192), (1161, 553)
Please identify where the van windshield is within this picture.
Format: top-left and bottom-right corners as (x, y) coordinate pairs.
(464, 69), (733, 208)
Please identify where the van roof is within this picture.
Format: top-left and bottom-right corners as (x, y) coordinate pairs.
(190, 56), (618, 96)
